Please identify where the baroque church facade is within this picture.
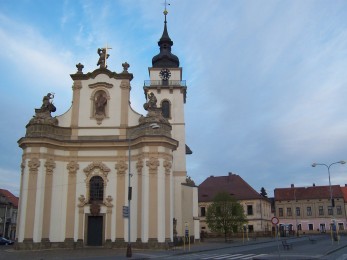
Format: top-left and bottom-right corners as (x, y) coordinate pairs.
(16, 12), (199, 249)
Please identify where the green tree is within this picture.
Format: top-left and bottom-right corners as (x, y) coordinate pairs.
(206, 192), (247, 242)
(260, 187), (268, 198)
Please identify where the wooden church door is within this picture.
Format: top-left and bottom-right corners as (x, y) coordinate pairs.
(87, 216), (103, 246)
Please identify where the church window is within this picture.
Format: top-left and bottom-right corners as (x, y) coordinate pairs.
(89, 176), (104, 202)
(161, 100), (171, 118)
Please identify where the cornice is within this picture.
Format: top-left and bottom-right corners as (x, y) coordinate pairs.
(70, 68), (133, 81)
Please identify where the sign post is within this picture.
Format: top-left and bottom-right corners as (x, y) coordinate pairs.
(184, 222), (190, 251)
(271, 217), (281, 258)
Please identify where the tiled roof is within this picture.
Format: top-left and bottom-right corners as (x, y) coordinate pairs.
(340, 187), (347, 201)
(198, 173), (264, 202)
(274, 185), (343, 201)
(0, 189), (19, 207)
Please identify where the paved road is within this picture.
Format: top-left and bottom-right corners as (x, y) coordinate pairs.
(1, 234), (347, 260)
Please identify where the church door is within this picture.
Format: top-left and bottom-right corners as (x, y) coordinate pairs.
(87, 216), (103, 246)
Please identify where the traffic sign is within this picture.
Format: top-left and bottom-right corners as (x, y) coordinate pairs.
(271, 216), (279, 225)
(123, 206), (129, 218)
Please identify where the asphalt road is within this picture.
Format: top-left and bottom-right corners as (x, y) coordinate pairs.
(1, 234), (347, 260)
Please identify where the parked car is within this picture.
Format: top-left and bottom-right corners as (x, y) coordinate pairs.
(0, 237), (14, 245)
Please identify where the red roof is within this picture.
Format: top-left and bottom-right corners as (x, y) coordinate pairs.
(274, 185), (343, 201)
(0, 189), (19, 207)
(340, 187), (347, 201)
(198, 173), (264, 202)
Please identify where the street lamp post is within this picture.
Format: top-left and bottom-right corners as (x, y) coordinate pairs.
(312, 160), (346, 243)
(126, 123), (160, 258)
(293, 188), (299, 237)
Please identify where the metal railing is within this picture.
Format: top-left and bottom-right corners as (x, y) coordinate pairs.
(144, 80), (186, 87)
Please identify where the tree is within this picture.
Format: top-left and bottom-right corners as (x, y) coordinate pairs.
(260, 187), (268, 198)
(206, 192), (247, 242)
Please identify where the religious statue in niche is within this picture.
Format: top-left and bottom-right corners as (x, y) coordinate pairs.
(94, 91), (107, 124)
(97, 48), (110, 69)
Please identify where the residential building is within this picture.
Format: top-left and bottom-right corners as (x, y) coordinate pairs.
(0, 189), (18, 240)
(198, 173), (272, 234)
(274, 184), (347, 234)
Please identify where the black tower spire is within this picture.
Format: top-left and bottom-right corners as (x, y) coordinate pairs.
(152, 6), (179, 68)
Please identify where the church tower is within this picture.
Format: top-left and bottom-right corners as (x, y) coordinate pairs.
(16, 8), (199, 250)
(144, 8), (197, 241)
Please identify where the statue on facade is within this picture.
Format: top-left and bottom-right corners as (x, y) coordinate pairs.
(95, 92), (107, 116)
(143, 92), (157, 111)
(40, 93), (56, 113)
(27, 92), (58, 126)
(97, 48), (109, 69)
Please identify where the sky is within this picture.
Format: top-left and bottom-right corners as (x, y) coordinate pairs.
(1, 0), (347, 197)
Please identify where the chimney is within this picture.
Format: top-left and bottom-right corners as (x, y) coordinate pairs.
(291, 184), (294, 188)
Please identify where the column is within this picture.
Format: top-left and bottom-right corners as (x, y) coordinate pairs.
(64, 161), (79, 247)
(146, 156), (159, 242)
(23, 158), (40, 243)
(41, 158), (56, 244)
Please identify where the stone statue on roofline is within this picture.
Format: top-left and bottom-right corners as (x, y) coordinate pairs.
(28, 93), (58, 126)
(139, 91), (169, 125)
(97, 48), (110, 69)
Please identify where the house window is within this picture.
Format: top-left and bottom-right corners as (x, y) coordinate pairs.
(247, 205), (253, 215)
(296, 207), (300, 216)
(287, 207), (292, 217)
(279, 208), (283, 217)
(307, 207), (312, 216)
(201, 207), (206, 217)
(161, 100), (170, 118)
(339, 223), (344, 230)
(308, 224), (313, 230)
(319, 206), (324, 216)
(89, 176), (104, 202)
(328, 206), (333, 215)
(248, 225), (254, 232)
(320, 223), (326, 233)
(297, 224), (302, 231)
(337, 206), (342, 215)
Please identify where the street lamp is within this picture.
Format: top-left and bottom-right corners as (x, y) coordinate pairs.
(293, 188), (299, 237)
(126, 123), (160, 258)
(312, 160), (346, 243)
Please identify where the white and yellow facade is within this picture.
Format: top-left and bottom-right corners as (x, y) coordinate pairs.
(16, 13), (198, 249)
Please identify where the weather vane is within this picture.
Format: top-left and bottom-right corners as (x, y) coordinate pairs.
(163, 0), (170, 16)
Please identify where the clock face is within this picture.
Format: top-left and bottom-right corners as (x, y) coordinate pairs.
(159, 69), (171, 80)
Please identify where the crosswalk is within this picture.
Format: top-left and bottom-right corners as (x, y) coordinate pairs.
(170, 253), (269, 259)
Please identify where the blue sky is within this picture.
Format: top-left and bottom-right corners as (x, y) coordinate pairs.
(1, 0), (347, 197)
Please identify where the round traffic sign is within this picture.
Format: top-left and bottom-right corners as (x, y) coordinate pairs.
(271, 216), (279, 225)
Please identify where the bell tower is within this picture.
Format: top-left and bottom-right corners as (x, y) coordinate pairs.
(144, 7), (191, 237)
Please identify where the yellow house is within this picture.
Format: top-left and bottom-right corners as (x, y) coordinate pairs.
(198, 173), (272, 234)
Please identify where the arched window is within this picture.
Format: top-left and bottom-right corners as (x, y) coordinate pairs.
(161, 100), (170, 119)
(89, 176), (104, 202)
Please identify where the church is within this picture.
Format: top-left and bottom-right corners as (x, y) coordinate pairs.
(16, 10), (199, 250)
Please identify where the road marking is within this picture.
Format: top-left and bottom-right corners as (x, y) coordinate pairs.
(241, 254), (268, 259)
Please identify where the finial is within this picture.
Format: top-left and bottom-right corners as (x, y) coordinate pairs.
(163, 0), (170, 22)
